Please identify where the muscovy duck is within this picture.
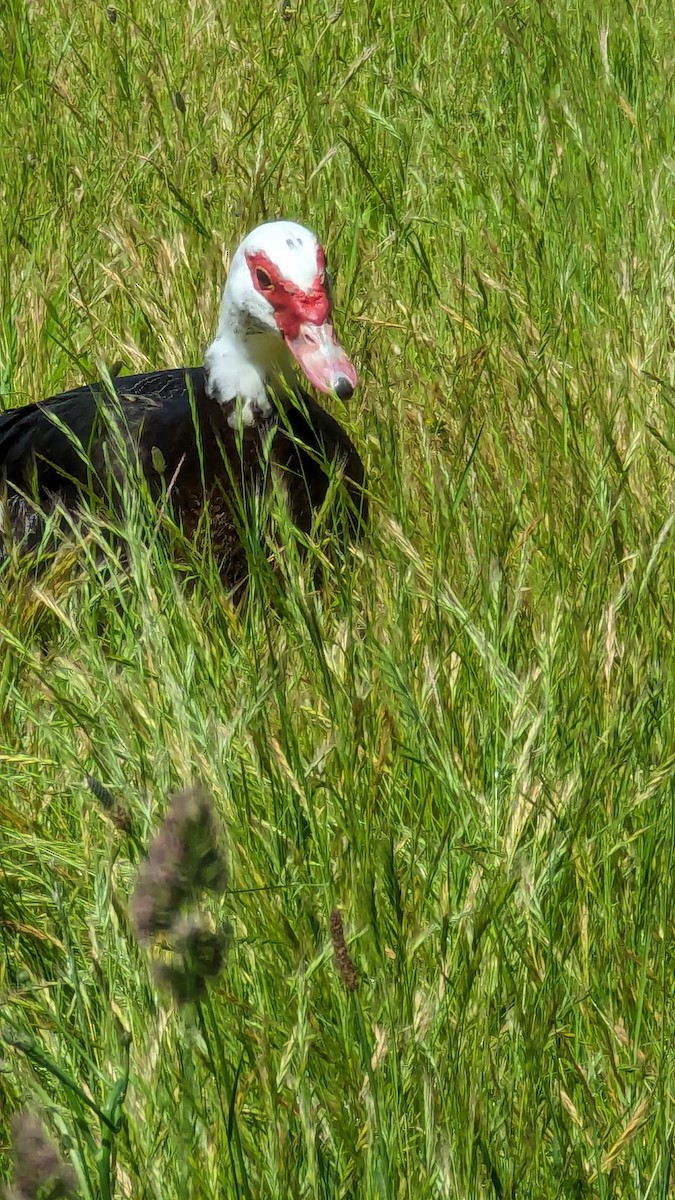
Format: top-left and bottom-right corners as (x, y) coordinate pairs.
(0, 220), (367, 587)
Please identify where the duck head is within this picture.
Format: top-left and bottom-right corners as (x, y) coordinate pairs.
(205, 220), (359, 427)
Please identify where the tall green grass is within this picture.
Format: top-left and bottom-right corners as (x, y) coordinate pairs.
(1, 0), (674, 1194)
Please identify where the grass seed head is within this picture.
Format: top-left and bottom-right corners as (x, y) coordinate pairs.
(171, 913), (232, 979)
(86, 777), (132, 835)
(152, 915), (231, 1005)
(7, 1111), (77, 1199)
(164, 787), (229, 894)
(330, 909), (359, 993)
(131, 821), (191, 941)
(131, 786), (228, 941)
(152, 961), (208, 1006)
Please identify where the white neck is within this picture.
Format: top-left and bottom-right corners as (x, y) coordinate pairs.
(203, 294), (297, 429)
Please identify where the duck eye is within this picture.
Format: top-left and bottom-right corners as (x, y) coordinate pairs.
(256, 268), (273, 291)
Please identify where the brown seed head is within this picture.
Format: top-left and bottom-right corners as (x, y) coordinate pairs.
(330, 909), (359, 992)
(152, 916), (230, 1005)
(8, 1110), (77, 1199)
(172, 914), (231, 979)
(131, 787), (227, 941)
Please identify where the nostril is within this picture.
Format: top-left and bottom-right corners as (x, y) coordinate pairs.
(303, 330), (319, 347)
(334, 376), (354, 401)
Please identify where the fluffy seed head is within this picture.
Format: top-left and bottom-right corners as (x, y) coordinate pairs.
(152, 915), (231, 1006)
(7, 1111), (77, 1199)
(131, 786), (228, 941)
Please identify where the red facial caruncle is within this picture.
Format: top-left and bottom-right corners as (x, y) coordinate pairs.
(245, 244), (358, 400)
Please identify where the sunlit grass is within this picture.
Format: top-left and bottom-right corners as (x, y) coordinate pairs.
(1, 0), (675, 1195)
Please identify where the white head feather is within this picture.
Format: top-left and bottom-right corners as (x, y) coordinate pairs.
(204, 222), (322, 427)
(204, 220), (356, 429)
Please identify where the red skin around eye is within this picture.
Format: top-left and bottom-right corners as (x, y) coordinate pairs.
(245, 246), (330, 338)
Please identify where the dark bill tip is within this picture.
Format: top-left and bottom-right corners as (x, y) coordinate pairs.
(334, 376), (354, 401)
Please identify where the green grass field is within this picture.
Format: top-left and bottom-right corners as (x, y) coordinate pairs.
(1, 0), (674, 1194)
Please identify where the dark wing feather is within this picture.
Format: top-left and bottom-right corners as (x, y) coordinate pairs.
(0, 367), (367, 580)
(0, 368), (205, 493)
(275, 390), (368, 533)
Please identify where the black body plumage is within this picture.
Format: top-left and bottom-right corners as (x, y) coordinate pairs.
(0, 368), (367, 587)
